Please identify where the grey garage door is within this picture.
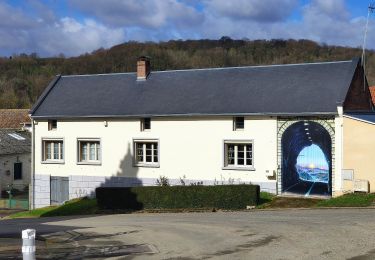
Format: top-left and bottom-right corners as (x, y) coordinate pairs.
(50, 176), (69, 205)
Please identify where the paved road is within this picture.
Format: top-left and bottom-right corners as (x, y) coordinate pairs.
(1, 209), (375, 259)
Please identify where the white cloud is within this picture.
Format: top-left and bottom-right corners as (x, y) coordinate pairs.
(204, 0), (299, 22)
(0, 2), (126, 57)
(69, 0), (204, 29)
(0, 0), (374, 57)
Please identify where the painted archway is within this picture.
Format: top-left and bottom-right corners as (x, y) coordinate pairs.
(281, 121), (332, 196)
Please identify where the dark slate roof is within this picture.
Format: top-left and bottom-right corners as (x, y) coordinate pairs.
(345, 113), (375, 124)
(30, 58), (360, 118)
(0, 130), (31, 155)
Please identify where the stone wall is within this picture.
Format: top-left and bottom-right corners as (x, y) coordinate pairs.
(33, 174), (50, 208)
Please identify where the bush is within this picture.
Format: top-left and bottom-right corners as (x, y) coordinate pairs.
(96, 184), (260, 210)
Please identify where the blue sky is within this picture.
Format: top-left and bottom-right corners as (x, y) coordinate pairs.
(0, 0), (374, 57)
(296, 144), (329, 170)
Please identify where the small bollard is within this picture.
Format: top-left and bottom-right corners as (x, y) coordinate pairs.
(22, 229), (36, 260)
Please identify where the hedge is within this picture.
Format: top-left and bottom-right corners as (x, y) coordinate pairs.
(96, 184), (260, 210)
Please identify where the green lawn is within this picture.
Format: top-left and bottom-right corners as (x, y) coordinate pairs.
(316, 193), (375, 207)
(258, 192), (375, 209)
(8, 192), (375, 219)
(9, 198), (98, 218)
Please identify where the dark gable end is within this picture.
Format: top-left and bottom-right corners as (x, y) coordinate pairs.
(343, 61), (374, 111)
(30, 58), (367, 118)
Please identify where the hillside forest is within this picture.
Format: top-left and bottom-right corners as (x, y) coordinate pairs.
(0, 38), (374, 109)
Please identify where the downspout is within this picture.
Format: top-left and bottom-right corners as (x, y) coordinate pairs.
(31, 118), (35, 209)
(337, 106), (344, 195)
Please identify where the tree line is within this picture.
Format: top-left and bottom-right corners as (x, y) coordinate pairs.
(0, 38), (374, 109)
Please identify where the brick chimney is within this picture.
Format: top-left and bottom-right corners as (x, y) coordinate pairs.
(137, 56), (150, 80)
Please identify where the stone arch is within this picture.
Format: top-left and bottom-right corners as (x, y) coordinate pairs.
(277, 118), (335, 196)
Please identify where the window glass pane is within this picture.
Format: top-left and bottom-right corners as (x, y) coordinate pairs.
(136, 143), (143, 162)
(81, 143), (87, 161)
(60, 142), (64, 160)
(145, 143), (152, 162)
(89, 143), (96, 160)
(246, 144), (252, 159)
(153, 143), (158, 162)
(237, 144), (245, 165)
(246, 158), (252, 165)
(227, 144), (235, 165)
(46, 142), (51, 160)
(144, 118), (151, 130)
(53, 142), (59, 159)
(96, 143), (100, 160)
(235, 117), (244, 129)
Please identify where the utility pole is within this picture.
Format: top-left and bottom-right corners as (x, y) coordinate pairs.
(361, 3), (375, 90)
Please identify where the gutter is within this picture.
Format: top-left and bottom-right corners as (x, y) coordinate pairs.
(30, 112), (339, 120)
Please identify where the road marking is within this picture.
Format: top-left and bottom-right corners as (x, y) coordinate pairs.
(305, 182), (316, 197)
(284, 181), (301, 192)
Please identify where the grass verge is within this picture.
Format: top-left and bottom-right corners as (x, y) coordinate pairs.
(316, 193), (375, 207)
(258, 192), (375, 209)
(8, 192), (375, 218)
(9, 198), (98, 218)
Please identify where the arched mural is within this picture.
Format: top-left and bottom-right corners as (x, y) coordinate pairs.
(281, 121), (332, 196)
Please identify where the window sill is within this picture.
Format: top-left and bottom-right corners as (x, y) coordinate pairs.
(222, 166), (255, 171)
(77, 161), (102, 166)
(41, 160), (65, 164)
(134, 163), (160, 168)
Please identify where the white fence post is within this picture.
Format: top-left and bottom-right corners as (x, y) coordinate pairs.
(22, 229), (36, 260)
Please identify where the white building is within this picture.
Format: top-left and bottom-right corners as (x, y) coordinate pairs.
(30, 57), (373, 209)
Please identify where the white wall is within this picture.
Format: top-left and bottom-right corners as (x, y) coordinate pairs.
(334, 115), (344, 195)
(34, 116), (277, 185)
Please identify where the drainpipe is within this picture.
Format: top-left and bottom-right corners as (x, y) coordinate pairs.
(31, 119), (35, 210)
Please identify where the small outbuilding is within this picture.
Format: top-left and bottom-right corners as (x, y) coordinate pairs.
(0, 129), (31, 199)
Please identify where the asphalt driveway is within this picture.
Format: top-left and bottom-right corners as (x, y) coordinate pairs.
(1, 209), (375, 259)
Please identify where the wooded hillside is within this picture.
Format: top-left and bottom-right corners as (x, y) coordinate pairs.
(0, 38), (374, 109)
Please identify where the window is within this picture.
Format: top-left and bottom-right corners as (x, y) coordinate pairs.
(78, 139), (101, 164)
(224, 141), (254, 169)
(42, 139), (64, 162)
(233, 117), (244, 130)
(14, 162), (22, 180)
(134, 140), (159, 166)
(48, 120), (57, 131)
(141, 118), (151, 131)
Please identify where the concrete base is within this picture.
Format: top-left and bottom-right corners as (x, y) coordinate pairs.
(33, 174), (277, 208)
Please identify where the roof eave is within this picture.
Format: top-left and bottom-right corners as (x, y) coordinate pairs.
(30, 111), (338, 120)
(29, 75), (61, 115)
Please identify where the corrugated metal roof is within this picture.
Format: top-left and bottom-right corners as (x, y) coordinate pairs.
(31, 58), (360, 118)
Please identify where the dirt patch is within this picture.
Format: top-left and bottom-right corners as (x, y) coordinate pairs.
(259, 197), (322, 208)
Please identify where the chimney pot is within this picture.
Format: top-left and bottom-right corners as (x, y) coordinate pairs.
(137, 56), (150, 80)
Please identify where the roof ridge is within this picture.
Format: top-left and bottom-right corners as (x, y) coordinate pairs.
(59, 60), (353, 78)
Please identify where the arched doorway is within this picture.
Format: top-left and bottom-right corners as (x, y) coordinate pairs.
(281, 121), (332, 196)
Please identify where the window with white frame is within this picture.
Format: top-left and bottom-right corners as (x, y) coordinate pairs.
(134, 140), (159, 166)
(224, 141), (253, 169)
(78, 139), (101, 163)
(42, 139), (64, 162)
(233, 117), (244, 130)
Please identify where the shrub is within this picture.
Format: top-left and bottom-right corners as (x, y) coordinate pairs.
(96, 184), (260, 210)
(156, 175), (170, 186)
